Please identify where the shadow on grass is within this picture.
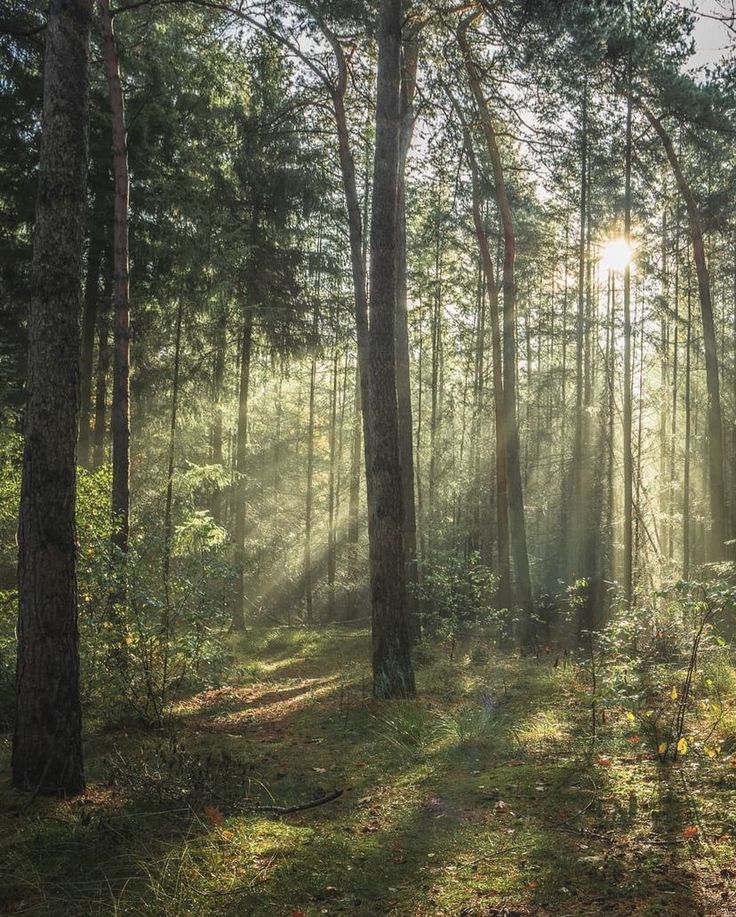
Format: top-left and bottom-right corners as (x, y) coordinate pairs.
(0, 629), (722, 916)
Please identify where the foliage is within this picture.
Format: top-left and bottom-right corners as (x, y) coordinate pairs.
(413, 551), (501, 651)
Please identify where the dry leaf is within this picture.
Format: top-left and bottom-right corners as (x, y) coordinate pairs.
(203, 804), (224, 827)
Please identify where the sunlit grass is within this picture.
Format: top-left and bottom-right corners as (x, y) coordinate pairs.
(2, 627), (736, 915)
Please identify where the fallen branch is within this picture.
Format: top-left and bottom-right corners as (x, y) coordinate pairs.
(238, 788), (343, 816)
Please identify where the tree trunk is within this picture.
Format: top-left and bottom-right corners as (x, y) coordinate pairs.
(458, 12), (534, 642)
(100, 0), (130, 560)
(304, 310), (318, 626)
(13, 0), (91, 797)
(623, 84), (634, 607)
(396, 32), (420, 640)
(78, 207), (103, 468)
(641, 104), (729, 560)
(162, 299), (183, 587)
(211, 299), (227, 524)
(233, 310), (253, 630)
(367, 0), (415, 698)
(92, 252), (111, 468)
(465, 131), (512, 612)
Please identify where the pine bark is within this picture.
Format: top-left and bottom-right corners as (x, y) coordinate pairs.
(233, 311), (253, 630)
(12, 0), (92, 797)
(367, 0), (415, 698)
(100, 0), (130, 558)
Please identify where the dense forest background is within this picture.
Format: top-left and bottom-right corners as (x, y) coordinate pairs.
(3, 0), (736, 914)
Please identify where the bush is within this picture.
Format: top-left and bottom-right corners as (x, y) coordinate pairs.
(413, 551), (501, 651)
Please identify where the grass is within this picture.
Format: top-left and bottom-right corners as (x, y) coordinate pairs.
(2, 626), (736, 915)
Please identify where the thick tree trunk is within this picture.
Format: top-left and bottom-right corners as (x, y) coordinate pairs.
(233, 310), (253, 631)
(367, 0), (415, 698)
(100, 0), (130, 559)
(12, 0), (91, 797)
(641, 104), (729, 560)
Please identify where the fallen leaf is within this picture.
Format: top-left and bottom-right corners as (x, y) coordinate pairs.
(681, 826), (699, 839)
(658, 742), (668, 756)
(203, 804), (224, 827)
(677, 737), (689, 755)
(595, 755), (612, 767)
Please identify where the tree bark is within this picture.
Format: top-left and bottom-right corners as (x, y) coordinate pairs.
(100, 0), (130, 559)
(396, 31), (420, 640)
(92, 261), (111, 469)
(233, 310), (253, 630)
(12, 0), (92, 797)
(78, 207), (103, 468)
(464, 130), (512, 612)
(458, 12), (535, 642)
(367, 0), (415, 698)
(211, 299), (227, 524)
(623, 83), (634, 607)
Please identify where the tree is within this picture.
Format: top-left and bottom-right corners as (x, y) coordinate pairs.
(367, 0), (415, 698)
(12, 0), (92, 796)
(100, 0), (131, 562)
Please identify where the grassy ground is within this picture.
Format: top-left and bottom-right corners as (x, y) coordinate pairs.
(2, 626), (736, 915)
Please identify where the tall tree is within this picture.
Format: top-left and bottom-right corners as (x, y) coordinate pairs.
(367, 0), (415, 698)
(457, 9), (535, 642)
(100, 0), (130, 560)
(12, 0), (92, 796)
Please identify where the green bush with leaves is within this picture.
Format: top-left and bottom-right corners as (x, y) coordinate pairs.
(413, 551), (500, 652)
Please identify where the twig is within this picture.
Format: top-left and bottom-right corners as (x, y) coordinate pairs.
(237, 788), (343, 815)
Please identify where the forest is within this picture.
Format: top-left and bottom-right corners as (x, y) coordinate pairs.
(2, 0), (736, 913)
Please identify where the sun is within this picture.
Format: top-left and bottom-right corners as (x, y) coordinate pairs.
(600, 238), (634, 274)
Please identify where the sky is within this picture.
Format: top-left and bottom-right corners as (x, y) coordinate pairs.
(689, 0), (734, 69)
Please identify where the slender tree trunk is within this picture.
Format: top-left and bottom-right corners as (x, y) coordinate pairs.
(458, 13), (534, 641)
(570, 86), (587, 580)
(367, 0), (415, 698)
(100, 0), (130, 560)
(211, 299), (227, 524)
(92, 256), (111, 468)
(347, 363), (361, 543)
(304, 311), (318, 626)
(641, 104), (729, 559)
(13, 0), (92, 797)
(684, 270), (692, 578)
(162, 299), (183, 587)
(465, 131), (512, 612)
(79, 209), (103, 468)
(233, 310), (253, 631)
(396, 32), (420, 640)
(623, 83), (634, 606)
(327, 327), (339, 621)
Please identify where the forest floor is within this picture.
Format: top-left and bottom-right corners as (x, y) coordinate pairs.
(2, 626), (736, 916)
